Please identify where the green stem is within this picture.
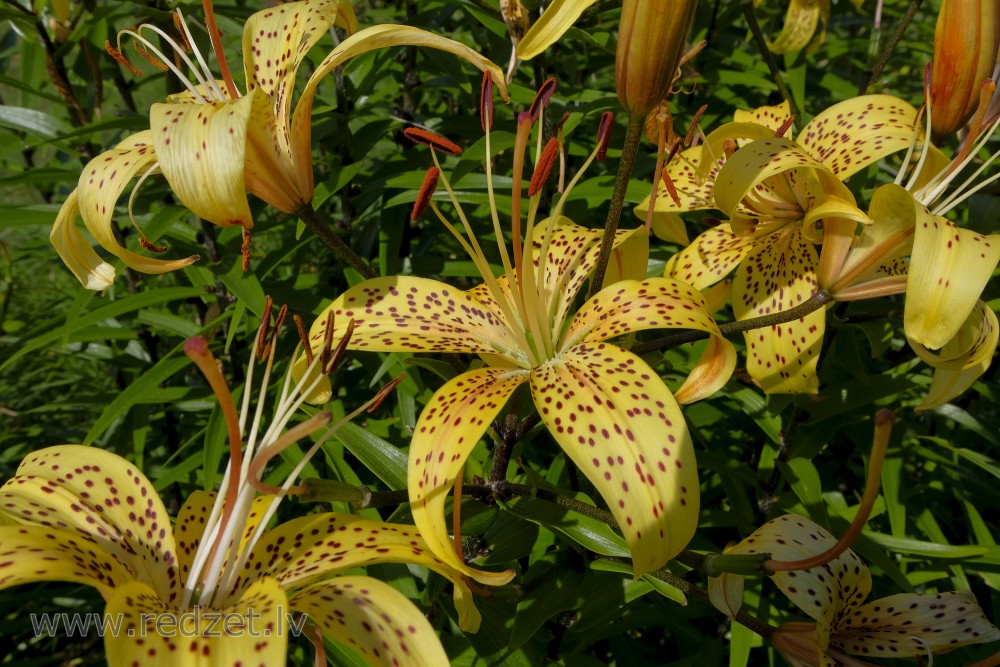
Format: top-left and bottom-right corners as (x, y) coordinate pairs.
(741, 1), (803, 124)
(587, 112), (646, 300)
(859, 0), (923, 94)
(632, 289), (833, 355)
(296, 203), (378, 280)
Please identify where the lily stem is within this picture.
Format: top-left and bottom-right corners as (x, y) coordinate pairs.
(632, 289), (833, 355)
(859, 0), (923, 95)
(741, 1), (803, 124)
(587, 112), (646, 300)
(296, 203), (378, 280)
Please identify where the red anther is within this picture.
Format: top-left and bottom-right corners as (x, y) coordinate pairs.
(722, 139), (737, 159)
(555, 112), (571, 132)
(596, 111), (615, 161)
(665, 139), (681, 166)
(774, 115), (796, 139)
(257, 296), (274, 360)
(480, 72), (494, 132)
(172, 12), (192, 51)
(184, 335), (210, 357)
(105, 41), (143, 77)
(293, 314), (313, 364)
(529, 138), (560, 197)
(241, 230), (252, 272)
(323, 319), (355, 375)
(368, 374), (406, 412)
(412, 167), (440, 220)
(403, 127), (463, 156)
(685, 104), (708, 147)
(661, 168), (682, 206)
(132, 41), (168, 71)
(528, 77), (558, 121)
(139, 237), (167, 253)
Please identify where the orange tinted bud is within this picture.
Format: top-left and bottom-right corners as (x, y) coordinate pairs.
(930, 0), (1000, 137)
(615, 0), (699, 116)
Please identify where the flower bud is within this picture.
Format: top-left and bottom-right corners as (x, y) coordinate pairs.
(929, 0), (1000, 137)
(615, 0), (699, 116)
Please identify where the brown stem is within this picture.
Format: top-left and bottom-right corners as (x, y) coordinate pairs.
(859, 0), (924, 95)
(740, 1), (804, 124)
(296, 203), (378, 279)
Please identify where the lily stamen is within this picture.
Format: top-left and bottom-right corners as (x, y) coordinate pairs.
(201, 0), (239, 100)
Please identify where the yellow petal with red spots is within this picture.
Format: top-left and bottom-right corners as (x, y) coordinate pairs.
(911, 300), (998, 410)
(150, 94), (259, 229)
(905, 215), (1000, 349)
(292, 576), (448, 666)
(635, 145), (726, 219)
(0, 445), (181, 604)
(515, 0), (597, 59)
(797, 95), (918, 179)
(232, 512), (496, 632)
(733, 100), (795, 137)
(0, 525), (135, 596)
(832, 590), (1000, 657)
(74, 132), (198, 279)
(767, 0), (829, 54)
(530, 342), (699, 576)
(50, 190), (117, 289)
(104, 578), (289, 667)
(734, 229), (826, 394)
(562, 278), (736, 403)
(408, 368), (524, 590)
(665, 225), (760, 290)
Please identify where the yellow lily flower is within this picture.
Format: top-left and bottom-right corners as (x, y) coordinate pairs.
(51, 0), (507, 290)
(296, 81), (736, 579)
(762, 0), (831, 55)
(637, 96), (919, 393)
(711, 515), (1000, 665)
(0, 315), (490, 665)
(516, 0), (598, 60)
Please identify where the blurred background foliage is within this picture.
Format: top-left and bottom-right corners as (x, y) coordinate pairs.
(0, 0), (998, 665)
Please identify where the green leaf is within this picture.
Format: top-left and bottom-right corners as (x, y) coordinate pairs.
(499, 495), (630, 558)
(330, 422), (408, 490)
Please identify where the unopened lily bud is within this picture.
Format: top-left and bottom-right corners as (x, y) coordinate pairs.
(930, 0), (1000, 137)
(615, 0), (699, 116)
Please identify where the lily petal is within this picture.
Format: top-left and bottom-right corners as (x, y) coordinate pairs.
(529, 342), (699, 575)
(407, 368), (525, 589)
(75, 132), (198, 277)
(104, 578), (289, 666)
(516, 0), (597, 59)
(562, 278), (736, 402)
(833, 590), (1000, 657)
(0, 445), (181, 604)
(767, 0), (829, 54)
(797, 95), (918, 179)
(175, 491), (273, 584)
(733, 100), (795, 137)
(292, 576), (448, 666)
(911, 300), (999, 410)
(50, 190), (117, 289)
(635, 145), (727, 219)
(665, 225), (759, 290)
(904, 215), (1000, 349)
(235, 512), (492, 632)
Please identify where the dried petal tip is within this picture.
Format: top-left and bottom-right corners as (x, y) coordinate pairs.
(528, 77), (558, 121)
(412, 167), (441, 220)
(596, 112), (615, 161)
(480, 72), (495, 132)
(529, 138), (560, 197)
(184, 336), (210, 357)
(402, 127), (463, 156)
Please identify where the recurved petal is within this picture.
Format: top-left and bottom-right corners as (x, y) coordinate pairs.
(665, 225), (758, 290)
(530, 343), (699, 576)
(733, 100), (796, 137)
(797, 95), (918, 179)
(562, 278), (735, 402)
(767, 0), (828, 54)
(233, 512), (492, 632)
(0, 525), (134, 596)
(911, 300), (998, 410)
(832, 590), (1000, 657)
(174, 491), (273, 584)
(515, 0), (596, 59)
(905, 215), (1000, 349)
(0, 445), (181, 604)
(150, 95), (257, 229)
(734, 229), (825, 394)
(725, 515), (872, 625)
(50, 190), (116, 289)
(408, 368), (525, 588)
(104, 578), (289, 667)
(76, 132), (198, 276)
(634, 145), (727, 219)
(292, 576), (448, 666)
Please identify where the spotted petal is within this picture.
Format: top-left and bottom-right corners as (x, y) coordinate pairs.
(50, 190), (116, 289)
(408, 368), (524, 590)
(530, 342), (699, 575)
(104, 578), (288, 667)
(635, 145), (727, 218)
(562, 278), (736, 403)
(734, 229), (826, 394)
(292, 576), (448, 667)
(797, 95), (918, 179)
(905, 215), (1000, 350)
(767, 0), (829, 54)
(234, 512), (496, 632)
(911, 300), (999, 410)
(665, 225), (759, 290)
(0, 445), (180, 604)
(733, 101), (796, 137)
(516, 0), (596, 59)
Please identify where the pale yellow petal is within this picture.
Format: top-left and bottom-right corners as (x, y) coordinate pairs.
(516, 0), (597, 59)
(50, 190), (116, 289)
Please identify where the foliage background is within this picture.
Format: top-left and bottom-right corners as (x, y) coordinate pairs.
(0, 0), (998, 665)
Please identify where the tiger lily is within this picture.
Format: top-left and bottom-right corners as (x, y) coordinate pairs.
(295, 79), (736, 579)
(0, 311), (490, 666)
(710, 515), (1000, 665)
(636, 96), (919, 393)
(51, 0), (506, 290)
(760, 0), (831, 55)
